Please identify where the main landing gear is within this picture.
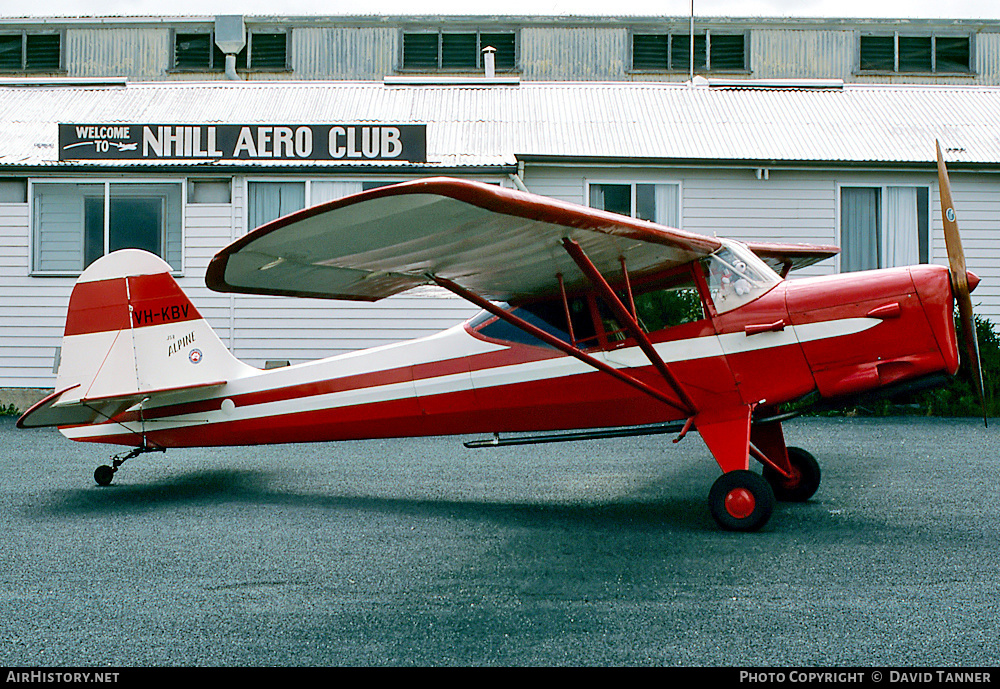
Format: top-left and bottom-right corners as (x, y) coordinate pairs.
(763, 446), (821, 503)
(94, 445), (165, 486)
(709, 470), (775, 532)
(708, 447), (821, 532)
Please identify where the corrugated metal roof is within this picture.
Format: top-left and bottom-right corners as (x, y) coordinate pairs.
(3, 79), (1000, 169)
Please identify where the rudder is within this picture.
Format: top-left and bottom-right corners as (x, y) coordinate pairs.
(19, 249), (254, 429)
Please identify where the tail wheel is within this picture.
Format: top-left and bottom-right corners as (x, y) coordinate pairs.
(94, 465), (115, 486)
(708, 470), (775, 532)
(763, 447), (821, 502)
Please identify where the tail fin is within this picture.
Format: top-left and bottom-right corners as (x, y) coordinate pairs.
(19, 249), (254, 429)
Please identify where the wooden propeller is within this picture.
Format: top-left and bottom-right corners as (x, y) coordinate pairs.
(936, 140), (987, 427)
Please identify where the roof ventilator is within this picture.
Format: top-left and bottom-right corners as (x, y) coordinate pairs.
(215, 15), (246, 81)
(483, 46), (496, 78)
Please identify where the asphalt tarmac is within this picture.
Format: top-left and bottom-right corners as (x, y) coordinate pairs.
(1, 415), (998, 667)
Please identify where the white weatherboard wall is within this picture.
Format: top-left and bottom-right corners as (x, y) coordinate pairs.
(0, 175), (481, 390)
(524, 162), (1000, 298)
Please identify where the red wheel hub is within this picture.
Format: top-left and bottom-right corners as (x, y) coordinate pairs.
(725, 487), (756, 519)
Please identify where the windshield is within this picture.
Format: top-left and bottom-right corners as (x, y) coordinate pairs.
(701, 240), (781, 314)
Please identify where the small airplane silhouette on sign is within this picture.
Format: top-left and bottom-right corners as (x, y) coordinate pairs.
(18, 143), (986, 531)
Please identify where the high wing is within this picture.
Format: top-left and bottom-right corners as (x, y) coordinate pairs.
(746, 241), (840, 277)
(206, 177), (725, 303)
(206, 177), (837, 303)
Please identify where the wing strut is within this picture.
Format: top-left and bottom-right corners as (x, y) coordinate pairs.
(561, 238), (698, 416)
(431, 276), (693, 416)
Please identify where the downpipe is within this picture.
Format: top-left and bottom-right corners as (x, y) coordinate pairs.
(225, 54), (241, 81)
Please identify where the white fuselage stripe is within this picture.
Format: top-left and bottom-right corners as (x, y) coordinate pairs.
(61, 317), (879, 441)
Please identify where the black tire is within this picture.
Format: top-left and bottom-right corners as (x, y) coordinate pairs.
(708, 470), (775, 532)
(94, 465), (115, 486)
(763, 447), (821, 502)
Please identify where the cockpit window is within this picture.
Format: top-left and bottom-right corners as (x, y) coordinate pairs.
(701, 241), (780, 314)
(469, 295), (596, 349)
(469, 268), (710, 349)
(596, 272), (706, 343)
(632, 275), (705, 332)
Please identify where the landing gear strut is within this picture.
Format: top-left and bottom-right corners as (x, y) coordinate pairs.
(763, 446), (821, 502)
(94, 445), (165, 486)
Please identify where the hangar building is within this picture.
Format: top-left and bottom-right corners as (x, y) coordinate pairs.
(2, 14), (1000, 407)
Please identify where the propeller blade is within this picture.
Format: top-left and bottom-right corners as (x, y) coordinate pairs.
(936, 140), (987, 427)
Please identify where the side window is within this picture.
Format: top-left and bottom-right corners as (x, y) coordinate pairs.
(859, 33), (972, 74)
(840, 185), (929, 272)
(401, 30), (517, 71)
(32, 181), (182, 274)
(0, 32), (62, 72)
(247, 181), (305, 229)
(469, 271), (708, 351)
(633, 276), (705, 332)
(701, 245), (780, 314)
(597, 271), (706, 343)
(469, 295), (597, 349)
(588, 181), (680, 227)
(174, 30), (289, 72)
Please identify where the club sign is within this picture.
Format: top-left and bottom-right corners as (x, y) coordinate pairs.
(59, 123), (427, 162)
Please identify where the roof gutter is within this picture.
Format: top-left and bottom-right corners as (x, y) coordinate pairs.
(515, 154), (1000, 173)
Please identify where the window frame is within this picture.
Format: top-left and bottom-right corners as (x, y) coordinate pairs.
(629, 29), (749, 74)
(29, 178), (186, 277)
(171, 28), (291, 73)
(836, 182), (932, 273)
(244, 176), (513, 238)
(0, 30), (64, 73)
(584, 178), (683, 229)
(398, 29), (519, 72)
(856, 32), (974, 76)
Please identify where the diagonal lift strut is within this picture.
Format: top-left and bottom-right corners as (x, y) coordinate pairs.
(561, 238), (698, 416)
(430, 276), (693, 416)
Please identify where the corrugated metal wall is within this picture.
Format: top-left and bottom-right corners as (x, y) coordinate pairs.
(66, 28), (171, 80)
(46, 21), (1000, 84)
(520, 27), (627, 81)
(292, 27), (397, 81)
(976, 33), (1000, 84)
(752, 29), (856, 80)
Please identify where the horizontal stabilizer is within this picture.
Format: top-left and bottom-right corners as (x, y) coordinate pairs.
(17, 380), (227, 429)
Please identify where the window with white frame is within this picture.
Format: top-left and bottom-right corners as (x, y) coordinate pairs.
(587, 181), (681, 228)
(840, 185), (929, 272)
(248, 181), (306, 229)
(248, 180), (411, 231)
(32, 181), (182, 274)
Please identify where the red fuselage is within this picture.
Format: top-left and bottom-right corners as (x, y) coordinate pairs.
(59, 262), (960, 450)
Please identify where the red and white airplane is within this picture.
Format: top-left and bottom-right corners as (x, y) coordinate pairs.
(18, 143), (986, 531)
